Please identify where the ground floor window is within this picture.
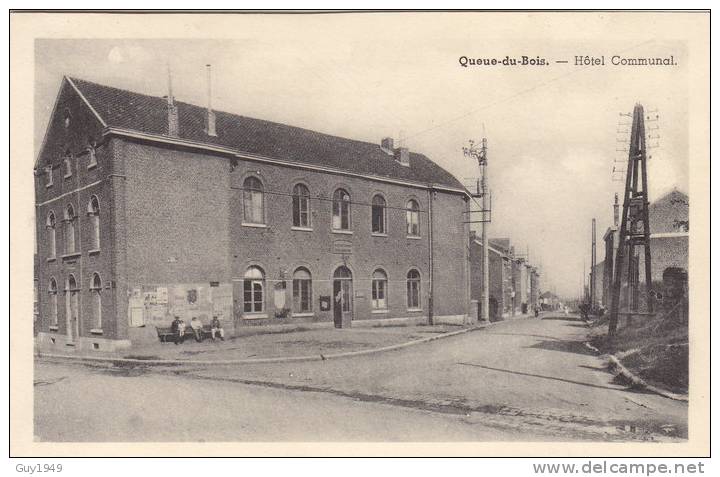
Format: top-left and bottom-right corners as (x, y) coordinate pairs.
(292, 268), (312, 312)
(372, 269), (388, 310)
(407, 269), (421, 309)
(243, 266), (265, 313)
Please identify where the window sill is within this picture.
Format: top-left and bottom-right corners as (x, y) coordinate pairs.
(87, 163), (97, 171)
(332, 229), (353, 235)
(371, 309), (389, 314)
(406, 235), (422, 240)
(90, 328), (103, 335)
(241, 222), (268, 229)
(407, 308), (423, 313)
(292, 312), (315, 318)
(49, 326), (59, 332)
(45, 184), (53, 189)
(371, 233), (388, 238)
(291, 226), (313, 232)
(61, 252), (82, 260)
(88, 249), (101, 256)
(242, 313), (268, 320)
(46, 257), (56, 263)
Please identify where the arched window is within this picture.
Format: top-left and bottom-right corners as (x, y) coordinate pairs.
(292, 267), (312, 313)
(292, 183), (310, 228)
(90, 273), (102, 329)
(63, 152), (73, 178)
(371, 269), (388, 310)
(407, 269), (421, 310)
(87, 196), (100, 249)
(406, 199), (420, 237)
(243, 266), (265, 313)
(243, 177), (265, 224)
(332, 188), (351, 230)
(371, 194), (387, 234)
(64, 204), (76, 254)
(44, 165), (53, 187)
(65, 274), (79, 340)
(87, 141), (97, 168)
(46, 212), (56, 259)
(48, 278), (58, 327)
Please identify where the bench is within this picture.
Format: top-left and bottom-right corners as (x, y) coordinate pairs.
(156, 325), (214, 343)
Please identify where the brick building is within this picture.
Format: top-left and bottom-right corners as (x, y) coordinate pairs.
(469, 235), (536, 320)
(602, 189), (688, 312)
(34, 76), (472, 351)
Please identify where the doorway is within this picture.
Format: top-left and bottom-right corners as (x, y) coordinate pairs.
(65, 275), (79, 343)
(332, 266), (353, 328)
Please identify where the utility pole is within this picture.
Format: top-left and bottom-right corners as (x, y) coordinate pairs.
(590, 218), (596, 307)
(463, 137), (490, 322)
(608, 104), (654, 337)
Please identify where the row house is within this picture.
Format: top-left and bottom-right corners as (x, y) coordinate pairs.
(469, 234), (538, 320)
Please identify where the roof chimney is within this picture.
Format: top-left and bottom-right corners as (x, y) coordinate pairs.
(380, 137), (394, 153)
(394, 147), (410, 166)
(613, 192), (620, 226)
(205, 64), (217, 137)
(394, 130), (410, 166)
(166, 65), (179, 137)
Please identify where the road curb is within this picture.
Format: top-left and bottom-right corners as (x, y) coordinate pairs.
(36, 322), (488, 367)
(583, 342), (688, 403)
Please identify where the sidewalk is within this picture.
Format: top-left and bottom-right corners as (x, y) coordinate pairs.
(37, 322), (479, 363)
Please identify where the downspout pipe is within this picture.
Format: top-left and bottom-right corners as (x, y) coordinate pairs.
(427, 186), (434, 326)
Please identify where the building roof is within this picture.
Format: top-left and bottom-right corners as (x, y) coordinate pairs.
(67, 77), (464, 190)
(648, 189), (688, 234)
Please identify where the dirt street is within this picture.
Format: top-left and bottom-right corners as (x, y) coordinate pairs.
(34, 314), (687, 442)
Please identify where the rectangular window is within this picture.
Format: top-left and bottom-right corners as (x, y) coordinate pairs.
(407, 281), (420, 309)
(372, 279), (387, 309)
(407, 210), (419, 236)
(372, 205), (385, 234)
(293, 279), (312, 312)
(243, 280), (264, 313)
(243, 190), (264, 224)
(293, 196), (310, 227)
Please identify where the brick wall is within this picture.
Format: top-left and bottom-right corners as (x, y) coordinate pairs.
(114, 139), (468, 334)
(35, 81), (117, 343)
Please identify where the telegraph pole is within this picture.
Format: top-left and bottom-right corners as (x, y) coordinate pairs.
(608, 104), (654, 337)
(590, 218), (596, 307)
(463, 137), (490, 322)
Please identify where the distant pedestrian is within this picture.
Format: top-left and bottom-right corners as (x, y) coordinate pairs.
(171, 316), (184, 345)
(178, 319), (187, 343)
(190, 317), (204, 342)
(534, 306), (539, 318)
(210, 316), (225, 341)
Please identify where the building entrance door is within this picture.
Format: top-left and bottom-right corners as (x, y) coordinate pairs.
(332, 266), (353, 328)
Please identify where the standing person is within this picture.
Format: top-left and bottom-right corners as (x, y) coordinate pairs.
(178, 319), (187, 344)
(210, 316), (225, 341)
(171, 316), (184, 345)
(190, 317), (204, 342)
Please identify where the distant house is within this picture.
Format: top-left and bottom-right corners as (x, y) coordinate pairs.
(470, 234), (537, 319)
(539, 291), (560, 311)
(602, 189), (688, 312)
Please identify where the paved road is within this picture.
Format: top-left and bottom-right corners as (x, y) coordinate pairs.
(34, 314), (687, 442)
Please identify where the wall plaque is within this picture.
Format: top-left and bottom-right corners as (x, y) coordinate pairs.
(333, 240), (353, 255)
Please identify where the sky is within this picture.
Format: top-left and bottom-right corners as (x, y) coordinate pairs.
(33, 15), (690, 298)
